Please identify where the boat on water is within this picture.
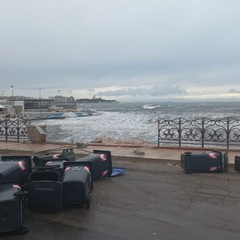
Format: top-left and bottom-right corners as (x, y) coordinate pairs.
(142, 104), (161, 110)
(47, 111), (93, 119)
(47, 113), (65, 119)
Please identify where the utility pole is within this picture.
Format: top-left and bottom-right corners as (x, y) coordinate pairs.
(10, 85), (14, 97)
(39, 88), (42, 99)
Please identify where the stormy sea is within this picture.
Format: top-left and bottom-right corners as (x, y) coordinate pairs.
(36, 101), (240, 145)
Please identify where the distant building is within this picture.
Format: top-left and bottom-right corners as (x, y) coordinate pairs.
(0, 104), (7, 116)
(52, 95), (77, 110)
(53, 95), (75, 103)
(4, 95), (77, 112)
(0, 102), (21, 118)
(76, 97), (118, 103)
(23, 99), (54, 111)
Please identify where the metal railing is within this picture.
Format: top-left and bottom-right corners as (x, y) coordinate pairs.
(157, 117), (240, 149)
(2, 116), (240, 148)
(0, 118), (31, 142)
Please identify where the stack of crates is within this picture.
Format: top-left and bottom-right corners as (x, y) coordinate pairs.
(0, 156), (30, 234)
(28, 163), (92, 211)
(0, 149), (113, 235)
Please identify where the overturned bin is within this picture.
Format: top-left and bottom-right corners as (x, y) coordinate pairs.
(181, 150), (228, 174)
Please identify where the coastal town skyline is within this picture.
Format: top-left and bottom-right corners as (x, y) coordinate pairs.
(1, 1), (240, 102)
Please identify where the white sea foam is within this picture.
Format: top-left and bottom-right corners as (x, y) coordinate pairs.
(36, 101), (240, 145)
(62, 112), (77, 118)
(39, 111), (157, 144)
(142, 104), (161, 109)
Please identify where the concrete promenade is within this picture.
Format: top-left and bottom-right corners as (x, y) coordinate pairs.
(1, 141), (240, 239)
(0, 141), (239, 164)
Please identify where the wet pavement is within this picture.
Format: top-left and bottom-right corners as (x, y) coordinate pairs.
(1, 142), (240, 239)
(1, 157), (240, 240)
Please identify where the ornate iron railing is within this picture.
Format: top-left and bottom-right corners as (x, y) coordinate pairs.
(0, 118), (31, 142)
(157, 117), (240, 149)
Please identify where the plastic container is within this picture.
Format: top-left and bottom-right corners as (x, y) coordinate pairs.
(0, 183), (28, 234)
(1, 155), (32, 186)
(62, 162), (92, 208)
(76, 150), (112, 181)
(181, 151), (228, 174)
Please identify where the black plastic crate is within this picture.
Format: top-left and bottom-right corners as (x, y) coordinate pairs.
(62, 162), (92, 208)
(28, 181), (63, 212)
(0, 183), (28, 234)
(44, 159), (70, 170)
(28, 167), (63, 212)
(32, 148), (75, 168)
(1, 155), (32, 186)
(76, 150), (112, 181)
(181, 151), (228, 174)
(29, 166), (62, 182)
(0, 161), (31, 186)
(234, 156), (240, 172)
(32, 155), (58, 168)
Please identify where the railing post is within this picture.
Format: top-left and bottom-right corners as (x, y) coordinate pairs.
(226, 117), (230, 149)
(157, 118), (160, 147)
(179, 117), (181, 147)
(5, 118), (8, 141)
(17, 119), (20, 142)
(202, 117), (205, 148)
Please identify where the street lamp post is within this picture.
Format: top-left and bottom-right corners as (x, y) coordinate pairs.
(39, 88), (42, 99)
(10, 85), (14, 97)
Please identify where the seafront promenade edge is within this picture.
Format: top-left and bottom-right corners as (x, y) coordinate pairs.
(0, 141), (239, 164)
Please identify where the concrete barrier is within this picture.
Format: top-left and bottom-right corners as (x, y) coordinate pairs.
(27, 125), (46, 143)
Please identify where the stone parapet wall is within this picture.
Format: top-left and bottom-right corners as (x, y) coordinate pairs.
(27, 125), (46, 143)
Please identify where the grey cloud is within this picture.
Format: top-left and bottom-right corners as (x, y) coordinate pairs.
(96, 85), (187, 97)
(87, 88), (95, 92)
(1, 0), (240, 100)
(229, 88), (240, 94)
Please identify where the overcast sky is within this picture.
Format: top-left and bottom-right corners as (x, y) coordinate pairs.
(1, 0), (240, 101)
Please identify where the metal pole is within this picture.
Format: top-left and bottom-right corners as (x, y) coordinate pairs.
(17, 119), (20, 142)
(10, 85), (14, 97)
(227, 117), (230, 149)
(5, 118), (8, 141)
(39, 88), (42, 99)
(202, 117), (205, 148)
(179, 117), (181, 147)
